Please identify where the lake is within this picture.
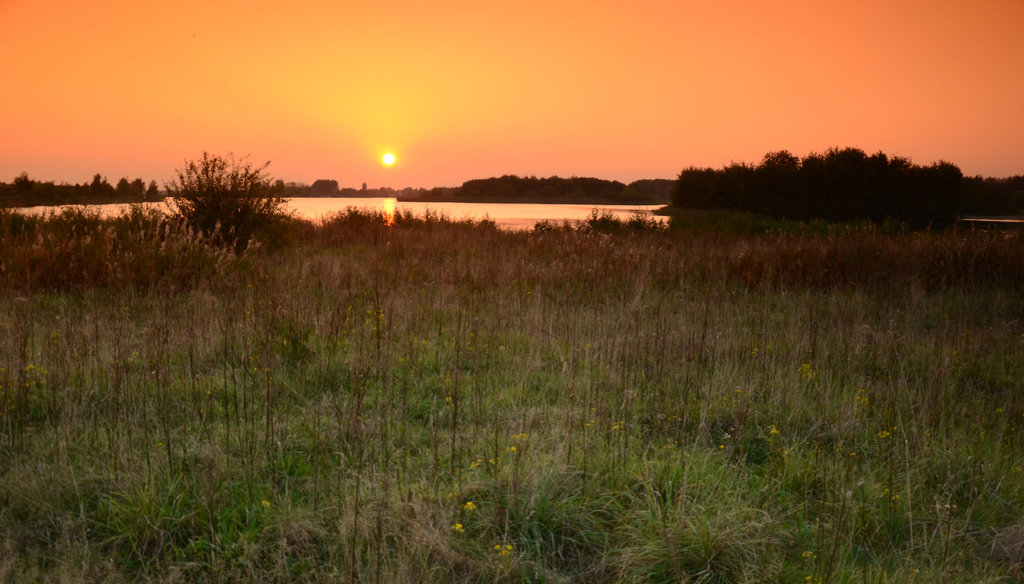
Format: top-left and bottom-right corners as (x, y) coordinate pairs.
(287, 198), (666, 229)
(20, 198), (667, 230)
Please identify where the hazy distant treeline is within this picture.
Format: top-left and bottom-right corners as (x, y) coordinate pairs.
(285, 175), (673, 204)
(0, 173), (161, 207)
(671, 148), (1024, 228)
(281, 179), (457, 201)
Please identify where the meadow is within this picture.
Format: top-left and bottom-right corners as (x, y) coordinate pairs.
(1, 207), (1023, 583)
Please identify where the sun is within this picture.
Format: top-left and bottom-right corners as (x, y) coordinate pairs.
(382, 153), (396, 166)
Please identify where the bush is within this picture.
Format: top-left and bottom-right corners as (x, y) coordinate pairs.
(166, 152), (289, 252)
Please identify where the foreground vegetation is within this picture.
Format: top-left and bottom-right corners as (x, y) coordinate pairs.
(1, 206), (1023, 582)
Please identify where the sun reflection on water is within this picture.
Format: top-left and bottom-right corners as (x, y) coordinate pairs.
(382, 197), (396, 227)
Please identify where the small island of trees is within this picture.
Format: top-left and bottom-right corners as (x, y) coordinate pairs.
(422, 175), (668, 204)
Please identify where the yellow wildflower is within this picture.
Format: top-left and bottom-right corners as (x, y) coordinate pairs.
(799, 362), (817, 381)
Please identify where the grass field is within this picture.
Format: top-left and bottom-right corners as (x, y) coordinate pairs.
(1, 207), (1023, 582)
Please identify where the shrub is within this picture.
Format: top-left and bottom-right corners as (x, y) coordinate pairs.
(166, 152), (288, 252)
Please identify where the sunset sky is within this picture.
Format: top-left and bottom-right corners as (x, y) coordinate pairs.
(2, 0), (1022, 189)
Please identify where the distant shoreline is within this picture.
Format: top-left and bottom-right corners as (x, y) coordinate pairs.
(1, 195), (164, 209)
(393, 194), (666, 205)
(959, 215), (1024, 222)
(2, 174), (676, 209)
(5, 194), (670, 209)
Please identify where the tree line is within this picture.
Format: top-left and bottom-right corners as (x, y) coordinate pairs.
(0, 173), (161, 207)
(451, 175), (665, 203)
(279, 180), (458, 201)
(285, 175), (674, 204)
(671, 148), (1022, 228)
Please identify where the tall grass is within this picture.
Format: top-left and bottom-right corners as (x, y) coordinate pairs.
(0, 207), (1022, 582)
(0, 206), (242, 292)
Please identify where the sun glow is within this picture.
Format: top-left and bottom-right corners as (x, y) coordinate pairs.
(382, 153), (396, 166)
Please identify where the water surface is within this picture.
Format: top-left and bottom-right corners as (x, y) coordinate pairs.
(22, 198), (666, 230)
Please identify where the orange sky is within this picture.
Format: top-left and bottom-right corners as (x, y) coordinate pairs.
(2, 0), (1022, 188)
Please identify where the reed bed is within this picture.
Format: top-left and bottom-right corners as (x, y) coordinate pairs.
(0, 207), (1022, 582)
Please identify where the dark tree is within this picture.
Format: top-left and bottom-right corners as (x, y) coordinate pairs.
(116, 177), (132, 198)
(13, 172), (32, 193)
(670, 166), (724, 209)
(311, 179), (339, 195)
(90, 174), (114, 199)
(130, 178), (146, 198)
(755, 151), (801, 215)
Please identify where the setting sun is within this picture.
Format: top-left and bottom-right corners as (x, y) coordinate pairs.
(382, 153), (396, 166)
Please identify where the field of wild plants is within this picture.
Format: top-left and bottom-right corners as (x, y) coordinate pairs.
(1, 206), (1023, 583)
